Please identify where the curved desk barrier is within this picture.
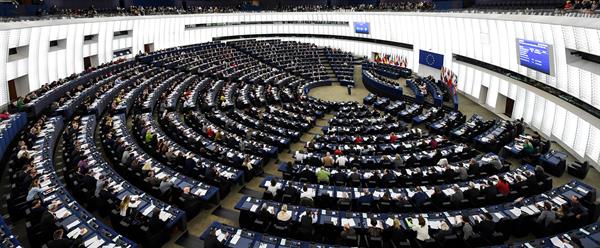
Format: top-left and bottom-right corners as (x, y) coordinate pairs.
(278, 152), (510, 187)
(0, 216), (21, 248)
(201, 221), (348, 248)
(361, 70), (403, 101)
(496, 222), (600, 248)
(0, 113), (27, 162)
(302, 80), (333, 95)
(239, 179), (594, 246)
(405, 79), (425, 104)
(258, 165), (548, 212)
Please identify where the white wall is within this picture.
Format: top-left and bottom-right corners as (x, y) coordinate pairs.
(0, 12), (599, 166)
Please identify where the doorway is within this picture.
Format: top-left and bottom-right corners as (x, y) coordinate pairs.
(504, 97), (515, 118)
(144, 43), (154, 53)
(83, 55), (98, 70)
(8, 79), (17, 102)
(479, 85), (488, 105)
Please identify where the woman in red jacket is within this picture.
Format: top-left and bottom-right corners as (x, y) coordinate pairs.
(496, 178), (510, 196)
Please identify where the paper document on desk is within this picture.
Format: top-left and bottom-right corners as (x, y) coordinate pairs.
(230, 235), (240, 245)
(159, 210), (172, 221)
(550, 237), (570, 248)
(385, 218), (394, 226)
(428, 220), (441, 229)
(142, 205), (155, 216)
(341, 218), (356, 227)
(67, 227), (81, 239)
(194, 188), (207, 196)
(509, 208), (522, 217)
(66, 220), (80, 230)
(88, 236), (105, 248)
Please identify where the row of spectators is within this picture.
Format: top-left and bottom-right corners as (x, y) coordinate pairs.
(565, 0), (599, 10)
(1, 2), (435, 21)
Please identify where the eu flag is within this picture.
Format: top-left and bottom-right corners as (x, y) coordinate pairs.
(419, 50), (444, 69)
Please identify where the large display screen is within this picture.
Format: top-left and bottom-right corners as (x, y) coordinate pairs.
(354, 22), (370, 34)
(419, 50), (444, 69)
(517, 39), (553, 75)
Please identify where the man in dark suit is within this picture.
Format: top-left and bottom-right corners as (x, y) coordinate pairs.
(382, 169), (396, 184)
(475, 213), (495, 238)
(430, 186), (449, 206)
(332, 171), (347, 184)
(204, 229), (228, 248)
(148, 208), (166, 234)
(480, 181), (498, 200)
(358, 189), (374, 204)
(411, 187), (429, 208)
(298, 210), (314, 238)
(27, 199), (46, 223)
(46, 229), (84, 248)
(184, 154), (196, 176)
(80, 170), (97, 193)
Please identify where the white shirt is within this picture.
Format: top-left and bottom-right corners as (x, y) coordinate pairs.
(295, 152), (306, 163)
(411, 219), (431, 241)
(336, 156), (348, 166)
(300, 190), (314, 199)
(266, 184), (281, 196)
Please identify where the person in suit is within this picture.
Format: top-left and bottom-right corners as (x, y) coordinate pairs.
(204, 229), (228, 248)
(27, 199), (46, 223)
(148, 208), (166, 234)
(382, 169), (395, 184)
(385, 218), (407, 243)
(534, 165), (548, 182)
(450, 185), (464, 206)
(367, 218), (383, 237)
(257, 203), (275, 222)
(480, 181), (498, 200)
(569, 195), (587, 219)
(183, 153), (196, 176)
(339, 223), (356, 241)
(38, 204), (60, 237)
(46, 229), (85, 248)
(332, 170), (347, 184)
(80, 170), (97, 193)
(393, 154), (404, 169)
(358, 189), (374, 204)
(159, 176), (174, 195)
(536, 201), (557, 227)
(459, 215), (475, 240)
(463, 182), (480, 201)
(349, 167), (361, 182)
(458, 165), (468, 180)
(475, 213), (495, 238)
(298, 210), (314, 238)
(468, 159), (480, 176)
(299, 167), (314, 181)
(430, 186), (449, 206)
(434, 221), (453, 242)
(411, 187), (429, 208)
